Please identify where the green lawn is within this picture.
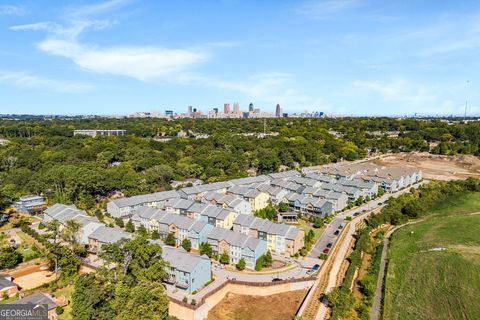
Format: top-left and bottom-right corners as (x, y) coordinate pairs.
(54, 285), (75, 320)
(383, 194), (480, 320)
(296, 218), (325, 242)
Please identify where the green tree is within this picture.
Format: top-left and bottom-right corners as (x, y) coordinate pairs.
(219, 251), (230, 265)
(279, 202), (289, 212)
(164, 233), (176, 246)
(263, 251), (273, 267)
(137, 225), (148, 237)
(199, 242), (213, 258)
(125, 219), (135, 233)
(151, 230), (160, 240)
(115, 218), (125, 228)
(71, 273), (115, 320)
(0, 247), (22, 269)
(61, 219), (82, 249)
(236, 258), (246, 271)
(255, 256), (264, 271)
(181, 238), (192, 252)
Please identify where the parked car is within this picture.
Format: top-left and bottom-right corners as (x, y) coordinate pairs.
(334, 230), (340, 236)
(323, 248), (330, 254)
(326, 242), (333, 248)
(338, 223), (345, 229)
(272, 278), (282, 282)
(353, 212), (360, 217)
(312, 264), (320, 271)
(306, 269), (314, 275)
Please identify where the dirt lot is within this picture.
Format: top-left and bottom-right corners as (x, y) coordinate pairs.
(372, 152), (480, 180)
(207, 289), (308, 320)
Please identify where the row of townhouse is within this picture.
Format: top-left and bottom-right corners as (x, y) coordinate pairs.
(202, 191), (252, 215)
(43, 204), (104, 245)
(43, 203), (212, 295)
(106, 190), (179, 218)
(131, 207), (267, 269)
(14, 195), (47, 215)
(87, 226), (211, 294)
(206, 228), (266, 269)
(284, 193), (334, 217)
(315, 164), (422, 193)
(165, 198), (239, 229)
(105, 170), (302, 218)
(233, 215), (305, 256)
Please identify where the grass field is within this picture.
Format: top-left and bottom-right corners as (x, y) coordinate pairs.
(383, 193), (480, 320)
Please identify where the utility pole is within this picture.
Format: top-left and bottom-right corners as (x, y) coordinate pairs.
(464, 80), (470, 122)
(264, 118), (266, 136)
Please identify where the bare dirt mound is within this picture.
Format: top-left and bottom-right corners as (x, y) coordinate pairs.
(373, 152), (480, 180)
(207, 289), (308, 320)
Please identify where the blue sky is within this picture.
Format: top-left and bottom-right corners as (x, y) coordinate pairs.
(0, 0), (479, 116)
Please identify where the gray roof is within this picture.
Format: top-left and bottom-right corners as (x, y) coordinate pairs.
(11, 292), (58, 310)
(233, 215), (303, 240)
(161, 245), (209, 273)
(171, 198), (195, 210)
(109, 190), (179, 208)
(0, 276), (17, 290)
(180, 181), (231, 195)
(88, 226), (132, 244)
(267, 170), (301, 180)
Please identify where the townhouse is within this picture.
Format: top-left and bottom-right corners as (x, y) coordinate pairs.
(43, 204), (104, 245)
(133, 207), (213, 249)
(107, 190), (179, 218)
(227, 186), (270, 211)
(161, 245), (211, 294)
(206, 228), (267, 269)
(232, 215), (305, 256)
(284, 193), (334, 218)
(87, 226), (132, 253)
(202, 191), (252, 215)
(14, 195), (47, 215)
(309, 189), (349, 212)
(267, 170), (301, 180)
(177, 181), (231, 201)
(254, 184), (289, 205)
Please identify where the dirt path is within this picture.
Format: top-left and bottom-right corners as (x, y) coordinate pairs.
(370, 221), (421, 320)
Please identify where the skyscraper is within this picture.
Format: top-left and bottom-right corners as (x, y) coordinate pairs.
(224, 103), (230, 114)
(249, 103), (254, 112)
(275, 104), (281, 117)
(233, 102), (239, 114)
(188, 105), (193, 115)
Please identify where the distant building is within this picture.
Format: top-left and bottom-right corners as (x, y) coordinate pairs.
(188, 105), (193, 115)
(275, 104), (281, 117)
(249, 102), (254, 112)
(14, 195), (47, 215)
(165, 110), (174, 117)
(224, 103), (231, 114)
(73, 129), (126, 137)
(233, 102), (240, 114)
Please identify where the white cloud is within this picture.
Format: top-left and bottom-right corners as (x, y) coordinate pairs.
(0, 71), (93, 93)
(10, 1), (207, 82)
(37, 39), (207, 81)
(0, 5), (26, 16)
(298, 0), (362, 20)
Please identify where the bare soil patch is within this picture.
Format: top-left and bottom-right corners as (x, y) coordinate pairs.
(207, 289), (308, 320)
(373, 152), (480, 180)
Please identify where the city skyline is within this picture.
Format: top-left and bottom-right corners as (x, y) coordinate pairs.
(0, 0), (479, 116)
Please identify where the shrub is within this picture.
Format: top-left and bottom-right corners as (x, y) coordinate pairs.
(236, 258), (246, 271)
(55, 306), (64, 315)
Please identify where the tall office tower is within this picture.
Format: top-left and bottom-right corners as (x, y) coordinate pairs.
(233, 102), (240, 114)
(224, 103), (231, 114)
(275, 104), (281, 117)
(249, 103), (254, 112)
(188, 105), (193, 115)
